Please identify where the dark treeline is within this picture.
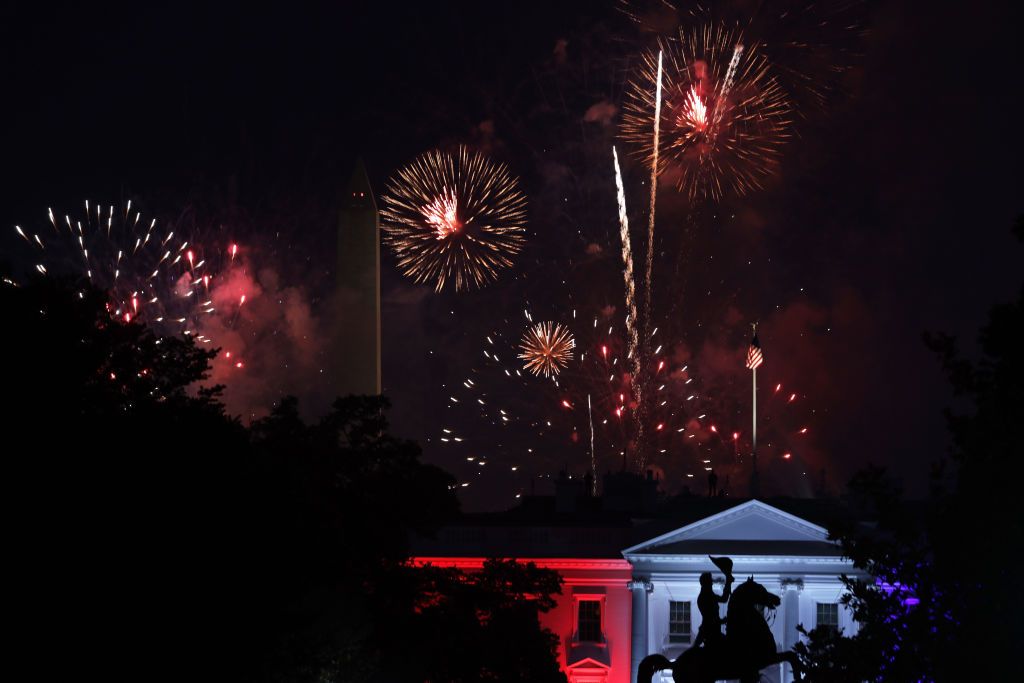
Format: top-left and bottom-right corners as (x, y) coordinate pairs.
(794, 219), (1024, 681)
(3, 276), (566, 683)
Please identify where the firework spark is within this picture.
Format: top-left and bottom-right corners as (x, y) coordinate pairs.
(682, 86), (707, 128)
(638, 50), (664, 470)
(423, 190), (461, 240)
(380, 146), (528, 292)
(518, 321), (575, 378)
(14, 201), (248, 363)
(621, 24), (791, 201)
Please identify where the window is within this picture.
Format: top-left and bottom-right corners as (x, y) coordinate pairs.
(816, 602), (839, 633)
(577, 600), (602, 642)
(669, 601), (692, 643)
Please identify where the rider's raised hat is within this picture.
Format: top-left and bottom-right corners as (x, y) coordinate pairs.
(709, 555), (733, 576)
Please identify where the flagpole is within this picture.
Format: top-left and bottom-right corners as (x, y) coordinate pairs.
(751, 322), (758, 454)
(751, 322), (759, 498)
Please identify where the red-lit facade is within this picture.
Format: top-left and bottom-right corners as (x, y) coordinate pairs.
(413, 557), (634, 683)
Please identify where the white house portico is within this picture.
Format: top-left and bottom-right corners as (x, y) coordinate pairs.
(414, 496), (864, 683)
(623, 500), (859, 683)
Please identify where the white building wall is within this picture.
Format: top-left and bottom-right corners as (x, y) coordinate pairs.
(633, 567), (855, 683)
(419, 501), (866, 683)
(622, 501), (868, 683)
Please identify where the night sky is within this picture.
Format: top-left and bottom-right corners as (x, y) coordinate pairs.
(3, 1), (1021, 510)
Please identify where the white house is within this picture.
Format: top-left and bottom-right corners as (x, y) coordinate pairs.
(414, 498), (864, 683)
(622, 500), (860, 683)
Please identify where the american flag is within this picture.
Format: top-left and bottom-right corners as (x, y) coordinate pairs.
(746, 333), (764, 370)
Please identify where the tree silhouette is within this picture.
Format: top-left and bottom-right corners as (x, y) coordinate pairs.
(5, 277), (248, 681)
(795, 219), (1024, 681)
(407, 559), (567, 683)
(5, 278), (565, 683)
(247, 398), (565, 682)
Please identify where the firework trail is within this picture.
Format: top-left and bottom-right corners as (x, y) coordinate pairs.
(643, 51), (663, 341)
(380, 146), (528, 292)
(518, 321), (575, 378)
(712, 42), (743, 130)
(639, 50), (664, 469)
(621, 23), (791, 201)
(612, 146), (645, 468)
(587, 392), (596, 494)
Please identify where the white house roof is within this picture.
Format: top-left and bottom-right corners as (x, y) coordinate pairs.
(622, 499), (840, 558)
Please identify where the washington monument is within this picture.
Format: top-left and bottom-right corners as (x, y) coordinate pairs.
(335, 159), (381, 396)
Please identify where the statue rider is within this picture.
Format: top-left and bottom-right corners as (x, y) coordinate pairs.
(692, 556), (734, 649)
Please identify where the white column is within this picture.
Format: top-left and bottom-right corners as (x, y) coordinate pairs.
(780, 578), (804, 683)
(628, 578), (653, 683)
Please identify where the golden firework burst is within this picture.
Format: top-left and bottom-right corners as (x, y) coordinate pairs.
(380, 146), (528, 292)
(518, 321), (576, 378)
(620, 23), (792, 201)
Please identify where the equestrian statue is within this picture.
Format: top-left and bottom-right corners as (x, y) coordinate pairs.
(638, 556), (803, 683)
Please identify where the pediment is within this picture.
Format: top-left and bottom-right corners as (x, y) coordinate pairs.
(565, 655), (610, 683)
(566, 655), (611, 671)
(623, 500), (830, 556)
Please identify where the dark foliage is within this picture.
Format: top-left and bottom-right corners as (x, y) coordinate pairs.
(397, 559), (566, 683)
(5, 279), (564, 683)
(5, 277), (249, 681)
(795, 219), (1024, 681)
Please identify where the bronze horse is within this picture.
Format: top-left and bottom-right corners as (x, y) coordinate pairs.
(638, 577), (803, 683)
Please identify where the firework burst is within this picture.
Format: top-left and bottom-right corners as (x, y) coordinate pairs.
(441, 306), (818, 499)
(621, 24), (792, 201)
(13, 201), (247, 352)
(380, 146), (528, 292)
(518, 321), (575, 378)
(618, 0), (865, 111)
